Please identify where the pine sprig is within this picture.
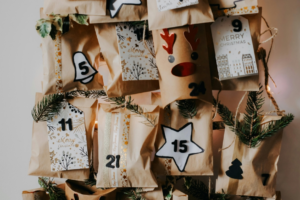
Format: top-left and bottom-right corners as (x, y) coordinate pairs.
(123, 188), (145, 200)
(176, 99), (197, 119)
(183, 178), (209, 200)
(38, 177), (66, 200)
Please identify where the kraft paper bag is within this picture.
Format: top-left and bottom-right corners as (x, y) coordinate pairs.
(147, 0), (214, 30)
(151, 93), (214, 176)
(216, 115), (283, 198)
(207, 8), (262, 91)
(152, 24), (213, 107)
(22, 184), (65, 200)
(43, 0), (106, 15)
(65, 180), (116, 199)
(28, 93), (97, 180)
(42, 21), (104, 95)
(209, 0), (259, 15)
(172, 189), (188, 200)
(89, 0), (148, 24)
(119, 186), (164, 200)
(227, 191), (281, 200)
(94, 23), (159, 97)
(96, 104), (159, 187)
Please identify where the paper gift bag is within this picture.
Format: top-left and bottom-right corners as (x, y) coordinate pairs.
(207, 8), (262, 91)
(147, 0), (214, 30)
(96, 104), (159, 187)
(119, 186), (164, 200)
(151, 93), (214, 176)
(226, 191), (281, 200)
(94, 23), (159, 97)
(65, 180), (116, 199)
(43, 0), (106, 15)
(28, 93), (97, 180)
(152, 24), (213, 107)
(172, 189), (188, 200)
(216, 115), (283, 197)
(209, 0), (259, 15)
(89, 0), (148, 24)
(42, 20), (104, 95)
(22, 184), (65, 200)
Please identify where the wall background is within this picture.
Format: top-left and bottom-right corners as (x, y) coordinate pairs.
(0, 0), (299, 199)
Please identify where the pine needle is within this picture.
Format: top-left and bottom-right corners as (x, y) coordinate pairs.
(38, 177), (66, 200)
(176, 99), (197, 119)
(123, 188), (145, 200)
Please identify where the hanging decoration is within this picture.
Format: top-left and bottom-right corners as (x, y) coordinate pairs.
(108, 0), (142, 18)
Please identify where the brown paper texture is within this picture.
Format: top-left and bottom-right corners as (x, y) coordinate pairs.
(119, 186), (164, 200)
(42, 22), (104, 95)
(147, 0), (214, 30)
(152, 24), (213, 107)
(151, 93), (214, 176)
(89, 0), (148, 24)
(96, 104), (159, 187)
(28, 93), (97, 180)
(216, 115), (283, 197)
(43, 0), (106, 15)
(22, 184), (65, 200)
(208, 8), (262, 91)
(94, 23), (159, 97)
(209, 0), (259, 16)
(172, 189), (188, 200)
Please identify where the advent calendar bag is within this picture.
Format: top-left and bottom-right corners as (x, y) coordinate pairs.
(119, 186), (164, 200)
(216, 115), (284, 197)
(89, 0), (148, 23)
(209, 0), (259, 15)
(147, 0), (214, 30)
(42, 22), (104, 95)
(28, 93), (97, 180)
(152, 24), (213, 107)
(94, 23), (159, 97)
(43, 0), (106, 15)
(96, 104), (159, 187)
(151, 93), (214, 176)
(22, 184), (65, 200)
(207, 8), (262, 91)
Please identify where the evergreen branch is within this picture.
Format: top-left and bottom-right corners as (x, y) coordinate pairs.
(123, 188), (146, 200)
(38, 177), (66, 200)
(176, 99), (197, 119)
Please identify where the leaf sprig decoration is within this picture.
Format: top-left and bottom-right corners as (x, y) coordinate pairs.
(38, 177), (66, 200)
(176, 99), (197, 119)
(123, 188), (146, 200)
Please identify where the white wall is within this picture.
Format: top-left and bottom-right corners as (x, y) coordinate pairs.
(0, 0), (299, 199)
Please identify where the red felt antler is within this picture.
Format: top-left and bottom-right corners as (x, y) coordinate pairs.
(160, 29), (175, 54)
(184, 25), (200, 51)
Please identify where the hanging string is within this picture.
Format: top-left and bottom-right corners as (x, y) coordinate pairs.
(212, 77), (223, 120)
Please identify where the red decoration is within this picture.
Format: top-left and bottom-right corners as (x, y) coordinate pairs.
(160, 29), (176, 54)
(171, 62), (196, 77)
(184, 25), (200, 51)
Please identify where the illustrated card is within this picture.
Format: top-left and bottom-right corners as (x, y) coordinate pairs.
(211, 16), (258, 81)
(116, 23), (159, 81)
(156, 0), (199, 12)
(47, 101), (89, 171)
(209, 0), (259, 15)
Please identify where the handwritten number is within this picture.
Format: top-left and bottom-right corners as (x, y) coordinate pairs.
(189, 81), (206, 96)
(172, 140), (188, 153)
(232, 19), (242, 32)
(66, 118), (73, 130)
(116, 155), (120, 168)
(79, 61), (89, 75)
(261, 174), (270, 186)
(58, 118), (73, 131)
(106, 155), (121, 169)
(171, 140), (178, 152)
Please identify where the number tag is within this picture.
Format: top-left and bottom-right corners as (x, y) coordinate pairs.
(73, 52), (98, 84)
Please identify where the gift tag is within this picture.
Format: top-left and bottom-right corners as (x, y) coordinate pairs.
(108, 0), (142, 18)
(73, 52), (98, 84)
(156, 0), (199, 12)
(116, 23), (159, 81)
(211, 16), (258, 81)
(209, 0), (259, 15)
(155, 123), (204, 172)
(47, 101), (89, 171)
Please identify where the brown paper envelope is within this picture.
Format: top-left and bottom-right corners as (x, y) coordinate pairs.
(89, 0), (148, 24)
(147, 0), (214, 30)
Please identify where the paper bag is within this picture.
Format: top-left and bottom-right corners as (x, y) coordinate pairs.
(96, 104), (159, 187)
(147, 0), (214, 30)
(172, 189), (188, 200)
(152, 24), (213, 107)
(118, 186), (164, 200)
(28, 93), (97, 180)
(226, 191), (281, 200)
(22, 184), (65, 200)
(151, 93), (214, 176)
(42, 21), (104, 95)
(43, 0), (106, 15)
(89, 0), (148, 24)
(94, 23), (159, 97)
(209, 0), (259, 16)
(216, 115), (283, 197)
(207, 8), (262, 91)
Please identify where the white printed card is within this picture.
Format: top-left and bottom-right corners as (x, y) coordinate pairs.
(156, 0), (199, 12)
(116, 23), (159, 81)
(47, 101), (89, 171)
(211, 16), (258, 81)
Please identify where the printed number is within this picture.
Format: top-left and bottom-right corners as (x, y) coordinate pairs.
(79, 61), (89, 75)
(261, 174), (270, 186)
(171, 140), (188, 153)
(106, 155), (121, 169)
(232, 19), (242, 32)
(58, 118), (73, 131)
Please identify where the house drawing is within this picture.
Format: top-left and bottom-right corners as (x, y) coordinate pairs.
(216, 54), (231, 79)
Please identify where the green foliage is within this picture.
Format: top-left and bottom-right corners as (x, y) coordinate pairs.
(36, 19), (52, 38)
(123, 188), (145, 200)
(176, 99), (197, 119)
(38, 177), (66, 200)
(162, 176), (177, 200)
(183, 178), (209, 200)
(69, 14), (89, 25)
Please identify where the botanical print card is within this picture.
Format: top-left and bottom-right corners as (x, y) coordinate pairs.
(209, 0), (259, 15)
(47, 101), (89, 171)
(211, 16), (258, 81)
(116, 23), (159, 81)
(156, 0), (199, 12)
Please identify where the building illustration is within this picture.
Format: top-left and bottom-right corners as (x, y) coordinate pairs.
(242, 54), (255, 75)
(216, 55), (231, 80)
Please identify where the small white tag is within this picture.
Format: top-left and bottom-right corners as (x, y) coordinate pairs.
(156, 0), (199, 12)
(211, 16), (258, 81)
(47, 101), (89, 171)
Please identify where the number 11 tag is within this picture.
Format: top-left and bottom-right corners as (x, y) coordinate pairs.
(47, 100), (89, 172)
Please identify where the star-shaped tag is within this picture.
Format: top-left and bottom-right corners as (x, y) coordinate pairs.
(155, 123), (204, 172)
(108, 0), (142, 18)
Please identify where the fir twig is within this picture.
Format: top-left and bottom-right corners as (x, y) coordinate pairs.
(176, 99), (197, 119)
(38, 177), (66, 200)
(183, 178), (209, 200)
(123, 188), (145, 200)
